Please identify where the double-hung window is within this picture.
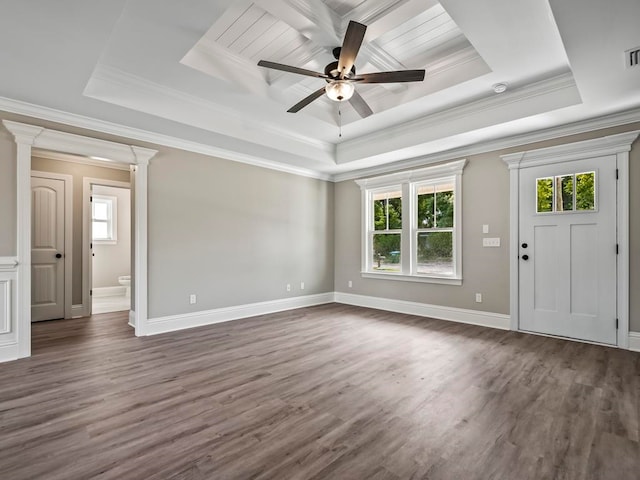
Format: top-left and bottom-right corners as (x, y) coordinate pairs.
(356, 159), (466, 285)
(92, 194), (117, 244)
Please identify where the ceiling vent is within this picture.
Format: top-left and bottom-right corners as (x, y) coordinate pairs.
(625, 47), (640, 69)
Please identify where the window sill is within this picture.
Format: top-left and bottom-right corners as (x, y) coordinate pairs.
(361, 272), (462, 285)
(93, 240), (117, 245)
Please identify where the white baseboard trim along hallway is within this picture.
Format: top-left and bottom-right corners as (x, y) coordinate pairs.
(334, 292), (511, 330)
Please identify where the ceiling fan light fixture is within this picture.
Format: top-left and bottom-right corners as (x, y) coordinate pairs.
(325, 80), (355, 102)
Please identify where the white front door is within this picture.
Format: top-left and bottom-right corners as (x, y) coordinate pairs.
(31, 176), (66, 322)
(518, 155), (617, 344)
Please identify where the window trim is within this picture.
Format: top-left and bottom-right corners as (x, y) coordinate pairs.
(356, 159), (466, 285)
(92, 194), (118, 244)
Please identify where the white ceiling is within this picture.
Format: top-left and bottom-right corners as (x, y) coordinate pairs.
(0, 0), (639, 179)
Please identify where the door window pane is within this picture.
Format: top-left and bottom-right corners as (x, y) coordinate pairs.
(417, 231), (453, 275)
(372, 233), (401, 272)
(576, 172), (595, 210)
(536, 178), (553, 213)
(92, 221), (108, 239)
(555, 175), (574, 212)
(93, 202), (109, 220)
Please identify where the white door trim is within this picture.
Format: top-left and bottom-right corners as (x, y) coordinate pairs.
(31, 171), (73, 320)
(83, 178), (131, 318)
(501, 130), (639, 348)
(2, 120), (157, 359)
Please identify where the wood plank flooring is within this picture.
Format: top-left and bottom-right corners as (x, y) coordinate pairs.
(1, 303), (639, 479)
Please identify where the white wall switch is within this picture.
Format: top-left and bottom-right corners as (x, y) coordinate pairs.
(189, 294), (197, 304)
(475, 293), (482, 303)
(483, 237), (501, 247)
(348, 280), (353, 288)
(482, 224), (489, 234)
(300, 282), (305, 290)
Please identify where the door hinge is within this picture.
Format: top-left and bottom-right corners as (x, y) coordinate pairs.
(616, 318), (619, 329)
(616, 244), (619, 254)
(90, 195), (93, 202)
(616, 169), (619, 179)
(90, 289), (93, 296)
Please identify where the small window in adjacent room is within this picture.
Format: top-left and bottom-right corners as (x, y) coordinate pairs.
(92, 195), (117, 243)
(356, 159), (466, 285)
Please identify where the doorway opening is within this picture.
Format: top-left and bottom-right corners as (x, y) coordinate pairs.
(88, 182), (132, 315)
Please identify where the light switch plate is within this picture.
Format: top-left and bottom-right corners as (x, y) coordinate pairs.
(482, 224), (489, 234)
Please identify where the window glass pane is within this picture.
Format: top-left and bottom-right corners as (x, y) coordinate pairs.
(555, 175), (573, 212)
(388, 196), (402, 229)
(536, 178), (553, 213)
(93, 202), (109, 220)
(417, 231), (453, 275)
(93, 221), (108, 239)
(417, 187), (434, 228)
(373, 190), (402, 231)
(372, 233), (401, 272)
(575, 172), (595, 211)
(435, 189), (454, 227)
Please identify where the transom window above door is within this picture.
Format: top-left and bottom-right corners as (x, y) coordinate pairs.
(536, 171), (596, 214)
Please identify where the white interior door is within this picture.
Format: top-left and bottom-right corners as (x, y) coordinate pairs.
(518, 156), (617, 344)
(31, 176), (65, 322)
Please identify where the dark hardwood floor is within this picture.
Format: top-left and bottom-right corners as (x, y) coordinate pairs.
(1, 304), (639, 479)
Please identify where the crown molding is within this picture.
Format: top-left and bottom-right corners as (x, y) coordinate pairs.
(0, 96), (332, 181)
(355, 158), (466, 188)
(332, 107), (640, 182)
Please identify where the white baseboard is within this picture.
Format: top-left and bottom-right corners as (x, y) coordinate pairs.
(128, 310), (135, 328)
(144, 292), (335, 336)
(71, 304), (87, 318)
(334, 292), (511, 330)
(628, 332), (640, 352)
(93, 286), (126, 298)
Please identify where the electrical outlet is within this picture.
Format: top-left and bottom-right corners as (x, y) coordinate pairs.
(286, 284), (291, 292)
(348, 280), (353, 288)
(475, 293), (482, 303)
(483, 237), (501, 247)
(189, 294), (197, 304)
(300, 282), (305, 290)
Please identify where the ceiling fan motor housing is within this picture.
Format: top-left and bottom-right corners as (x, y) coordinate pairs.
(324, 61), (356, 79)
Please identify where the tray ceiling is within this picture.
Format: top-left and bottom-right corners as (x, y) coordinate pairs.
(0, 0), (638, 178)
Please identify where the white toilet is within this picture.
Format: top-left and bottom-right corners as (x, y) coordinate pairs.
(118, 275), (131, 298)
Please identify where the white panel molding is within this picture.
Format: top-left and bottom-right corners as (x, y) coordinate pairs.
(145, 293), (335, 336)
(92, 286), (127, 298)
(628, 332), (640, 352)
(501, 130), (639, 348)
(2, 120), (157, 360)
(334, 292), (511, 330)
(0, 259), (18, 362)
(333, 107), (640, 182)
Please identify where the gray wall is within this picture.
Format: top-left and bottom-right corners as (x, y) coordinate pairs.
(31, 157), (130, 304)
(147, 147), (334, 318)
(335, 123), (640, 330)
(0, 128), (16, 256)
(92, 185), (131, 289)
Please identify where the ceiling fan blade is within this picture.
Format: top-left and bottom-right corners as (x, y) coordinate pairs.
(349, 90), (373, 118)
(353, 70), (426, 84)
(258, 60), (327, 79)
(337, 21), (367, 79)
(287, 86), (327, 113)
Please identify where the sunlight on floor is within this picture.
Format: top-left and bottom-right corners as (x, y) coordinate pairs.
(93, 295), (130, 314)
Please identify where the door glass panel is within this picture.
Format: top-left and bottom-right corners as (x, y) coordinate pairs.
(536, 178), (553, 213)
(575, 172), (596, 211)
(555, 175), (574, 212)
(372, 233), (401, 272)
(416, 231), (453, 275)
